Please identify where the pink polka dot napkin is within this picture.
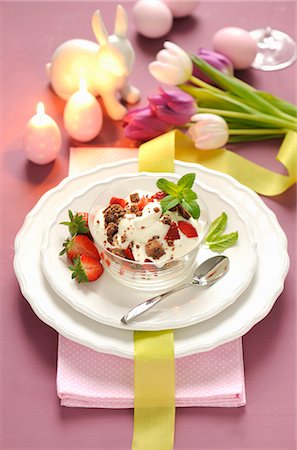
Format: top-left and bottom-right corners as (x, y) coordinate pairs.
(57, 335), (245, 408)
(56, 146), (246, 408)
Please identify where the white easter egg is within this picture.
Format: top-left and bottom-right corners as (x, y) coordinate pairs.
(163, 0), (199, 18)
(24, 110), (62, 165)
(213, 27), (257, 69)
(63, 90), (103, 142)
(132, 0), (173, 39)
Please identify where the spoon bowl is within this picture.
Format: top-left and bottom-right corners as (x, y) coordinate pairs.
(193, 255), (230, 286)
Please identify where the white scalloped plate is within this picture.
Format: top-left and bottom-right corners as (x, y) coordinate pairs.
(40, 172), (257, 331)
(14, 159), (289, 358)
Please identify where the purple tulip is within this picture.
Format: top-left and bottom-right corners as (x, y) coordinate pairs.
(123, 106), (172, 141)
(192, 48), (233, 84)
(148, 87), (197, 126)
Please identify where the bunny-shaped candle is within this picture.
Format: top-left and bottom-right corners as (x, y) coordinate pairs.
(46, 5), (140, 120)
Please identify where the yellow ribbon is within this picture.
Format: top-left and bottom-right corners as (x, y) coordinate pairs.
(133, 150), (176, 450)
(133, 331), (175, 450)
(139, 129), (297, 196)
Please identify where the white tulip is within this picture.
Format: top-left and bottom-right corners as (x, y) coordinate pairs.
(188, 113), (229, 150)
(148, 41), (193, 85)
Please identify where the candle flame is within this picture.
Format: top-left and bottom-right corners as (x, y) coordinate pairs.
(79, 78), (88, 93)
(37, 102), (45, 116)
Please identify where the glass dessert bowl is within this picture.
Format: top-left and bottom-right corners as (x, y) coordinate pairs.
(89, 173), (210, 290)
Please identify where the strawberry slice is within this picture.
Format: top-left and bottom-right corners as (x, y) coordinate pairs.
(178, 221), (198, 238)
(151, 191), (167, 201)
(60, 235), (100, 261)
(125, 246), (134, 260)
(144, 258), (156, 272)
(164, 222), (180, 241)
(69, 255), (104, 283)
(110, 197), (127, 208)
(138, 196), (153, 210)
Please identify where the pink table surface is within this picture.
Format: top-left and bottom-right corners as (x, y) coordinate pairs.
(1, 1), (296, 449)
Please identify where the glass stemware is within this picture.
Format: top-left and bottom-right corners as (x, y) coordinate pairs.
(250, 26), (297, 71)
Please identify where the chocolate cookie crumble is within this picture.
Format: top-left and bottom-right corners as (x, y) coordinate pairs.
(130, 192), (140, 203)
(145, 238), (165, 260)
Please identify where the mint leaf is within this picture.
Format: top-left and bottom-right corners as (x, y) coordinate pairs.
(207, 232), (238, 253)
(181, 200), (200, 219)
(177, 173), (195, 190)
(205, 212), (227, 242)
(156, 173), (200, 219)
(156, 178), (178, 195)
(205, 213), (238, 253)
(182, 188), (197, 202)
(160, 195), (179, 212)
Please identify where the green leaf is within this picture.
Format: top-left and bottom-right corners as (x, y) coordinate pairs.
(60, 209), (89, 236)
(160, 195), (179, 212)
(228, 134), (284, 143)
(182, 188), (197, 202)
(181, 86), (256, 114)
(181, 200), (200, 219)
(156, 178), (179, 195)
(68, 256), (89, 284)
(177, 173), (195, 190)
(156, 173), (201, 219)
(207, 232), (238, 253)
(205, 212), (227, 242)
(190, 54), (289, 119)
(257, 91), (297, 118)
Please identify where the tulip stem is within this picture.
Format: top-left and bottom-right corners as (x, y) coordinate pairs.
(228, 128), (287, 136)
(197, 108), (297, 131)
(188, 75), (223, 95)
(180, 84), (260, 115)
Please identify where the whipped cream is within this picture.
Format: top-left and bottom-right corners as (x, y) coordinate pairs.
(92, 189), (203, 265)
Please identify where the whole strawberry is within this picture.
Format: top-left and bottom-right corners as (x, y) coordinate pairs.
(60, 235), (100, 261)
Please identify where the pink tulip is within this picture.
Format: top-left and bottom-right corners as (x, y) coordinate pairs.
(148, 88), (197, 126)
(123, 106), (172, 141)
(192, 48), (233, 85)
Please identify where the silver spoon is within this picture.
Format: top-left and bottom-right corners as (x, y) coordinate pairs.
(121, 255), (229, 325)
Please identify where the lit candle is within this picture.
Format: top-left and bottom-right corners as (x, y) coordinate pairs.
(24, 102), (62, 165)
(63, 78), (103, 142)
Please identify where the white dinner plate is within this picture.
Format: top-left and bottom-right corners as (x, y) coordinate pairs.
(14, 159), (289, 358)
(40, 172), (257, 331)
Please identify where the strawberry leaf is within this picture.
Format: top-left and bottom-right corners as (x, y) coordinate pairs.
(68, 256), (89, 283)
(60, 210), (89, 237)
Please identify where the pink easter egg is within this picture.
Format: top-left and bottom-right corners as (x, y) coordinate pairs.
(213, 27), (257, 69)
(132, 0), (173, 39)
(163, 0), (199, 18)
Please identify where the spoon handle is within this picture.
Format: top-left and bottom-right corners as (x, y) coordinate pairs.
(121, 283), (191, 325)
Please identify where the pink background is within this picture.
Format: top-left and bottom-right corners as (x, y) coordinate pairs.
(1, 1), (296, 449)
